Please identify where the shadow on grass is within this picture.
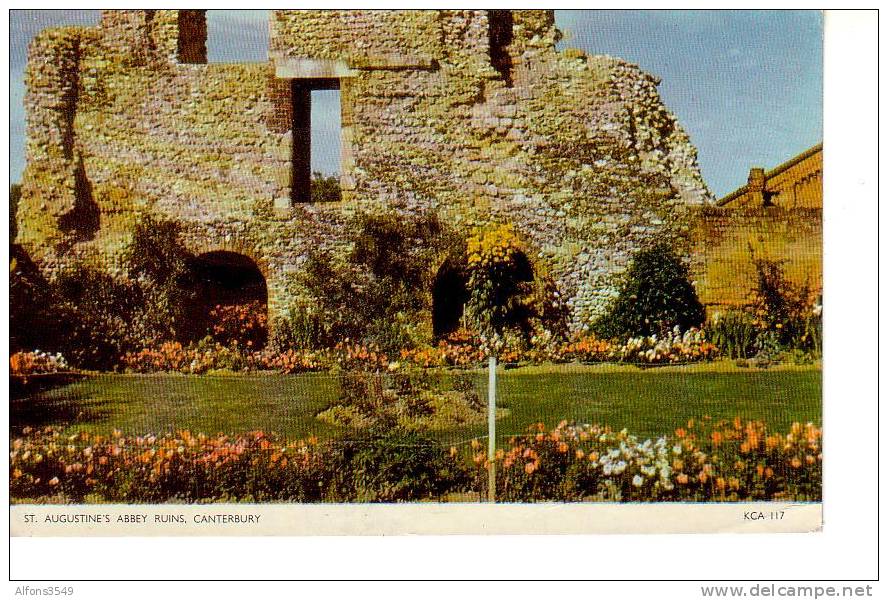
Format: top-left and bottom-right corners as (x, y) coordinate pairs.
(10, 374), (111, 435)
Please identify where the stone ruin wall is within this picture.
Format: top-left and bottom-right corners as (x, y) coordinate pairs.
(17, 9), (714, 334)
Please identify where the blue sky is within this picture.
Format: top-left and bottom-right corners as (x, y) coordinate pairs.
(8, 10), (822, 197)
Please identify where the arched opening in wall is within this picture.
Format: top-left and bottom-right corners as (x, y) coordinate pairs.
(432, 261), (469, 339)
(501, 250), (536, 336)
(184, 251), (268, 350)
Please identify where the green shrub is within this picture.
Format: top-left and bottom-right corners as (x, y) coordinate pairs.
(52, 263), (141, 370)
(593, 242), (705, 340)
(753, 330), (782, 368)
(708, 311), (758, 359)
(329, 427), (471, 502)
(123, 213), (196, 346)
(802, 310), (823, 356)
(298, 210), (455, 351)
(310, 171), (341, 203)
(464, 223), (536, 343)
(270, 307), (327, 351)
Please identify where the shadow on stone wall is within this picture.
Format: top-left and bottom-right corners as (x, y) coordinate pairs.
(58, 157), (100, 242)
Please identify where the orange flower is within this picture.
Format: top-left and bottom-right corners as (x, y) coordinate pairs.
(711, 431), (723, 446)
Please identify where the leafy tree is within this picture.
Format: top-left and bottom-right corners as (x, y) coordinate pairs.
(10, 246), (55, 353)
(290, 210), (451, 351)
(749, 253), (814, 349)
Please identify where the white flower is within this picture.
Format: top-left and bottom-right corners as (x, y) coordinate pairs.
(632, 475), (644, 487)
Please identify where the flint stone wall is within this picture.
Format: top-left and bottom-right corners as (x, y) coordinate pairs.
(17, 9), (714, 334)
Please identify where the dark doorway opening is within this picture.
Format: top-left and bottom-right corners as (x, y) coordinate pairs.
(432, 261), (469, 339)
(184, 251), (268, 349)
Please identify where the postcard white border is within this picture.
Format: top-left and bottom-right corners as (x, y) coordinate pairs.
(3, 3), (879, 588)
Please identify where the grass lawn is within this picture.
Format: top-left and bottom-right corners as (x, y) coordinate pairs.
(11, 362), (821, 444)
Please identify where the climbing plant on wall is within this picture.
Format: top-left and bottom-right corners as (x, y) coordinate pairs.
(463, 223), (535, 347)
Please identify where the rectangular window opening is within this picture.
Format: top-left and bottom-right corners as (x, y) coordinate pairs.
(204, 10), (269, 63)
(291, 81), (342, 203)
(488, 10), (514, 86)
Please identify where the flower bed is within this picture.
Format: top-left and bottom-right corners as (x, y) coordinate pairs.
(472, 418), (821, 502)
(10, 427), (469, 503)
(615, 327), (718, 365)
(11, 419), (820, 503)
(10, 351), (70, 375)
(119, 327), (720, 375)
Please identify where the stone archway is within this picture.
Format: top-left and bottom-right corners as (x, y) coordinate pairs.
(183, 251), (269, 349)
(432, 260), (469, 339)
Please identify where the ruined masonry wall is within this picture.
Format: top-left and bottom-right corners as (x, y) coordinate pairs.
(18, 9), (714, 334)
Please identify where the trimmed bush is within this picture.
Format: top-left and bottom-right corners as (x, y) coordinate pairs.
(593, 243), (704, 340)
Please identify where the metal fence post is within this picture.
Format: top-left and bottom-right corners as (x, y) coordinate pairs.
(488, 354), (496, 503)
